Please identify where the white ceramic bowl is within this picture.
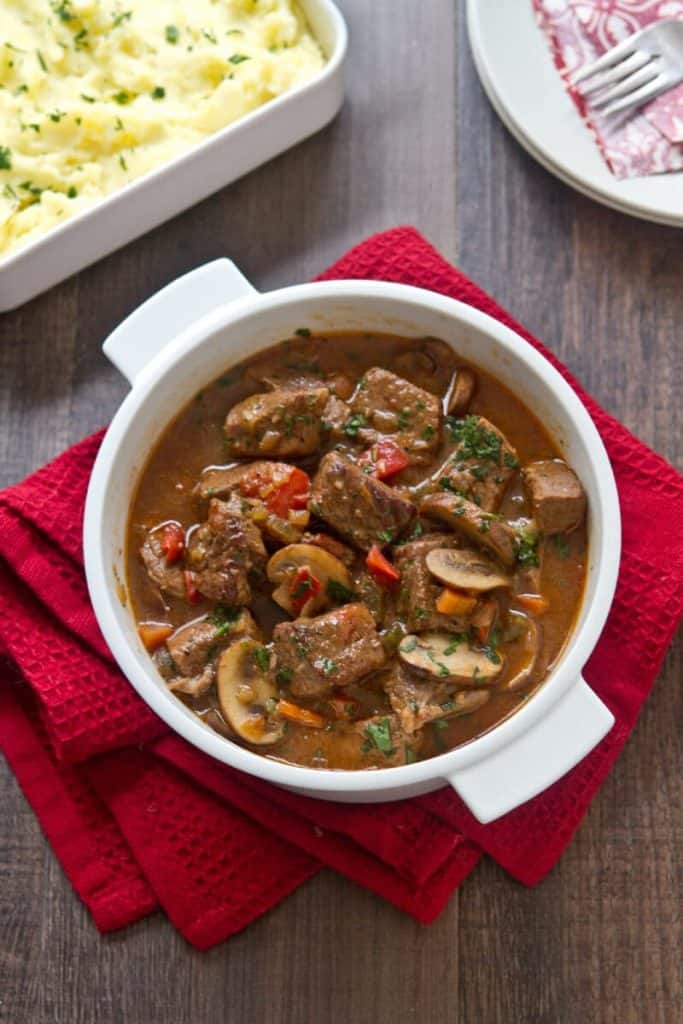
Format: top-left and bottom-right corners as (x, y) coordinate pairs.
(0, 0), (346, 312)
(84, 259), (620, 823)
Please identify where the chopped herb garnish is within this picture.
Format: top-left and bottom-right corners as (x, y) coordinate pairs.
(165, 24), (180, 44)
(67, 186), (78, 198)
(504, 452), (520, 469)
(432, 719), (448, 731)
(113, 91), (131, 105)
(0, 147), (12, 170)
(74, 28), (88, 49)
(440, 700), (457, 713)
(325, 578), (357, 605)
(202, 29), (218, 44)
(81, 93), (96, 103)
(481, 644), (501, 665)
(207, 604), (240, 637)
(3, 183), (17, 200)
(443, 636), (465, 656)
(112, 10), (133, 28)
(151, 86), (165, 100)
(319, 657), (338, 676)
(400, 636), (418, 653)
(470, 464), (488, 482)
(119, 154), (128, 170)
(438, 477), (459, 494)
(291, 577), (314, 600)
(377, 529), (394, 543)
(228, 53), (250, 64)
(294, 327), (311, 337)
(253, 647), (271, 673)
(421, 424), (436, 440)
(343, 413), (367, 438)
(52, 1), (74, 22)
(516, 525), (540, 568)
(363, 718), (395, 755)
(397, 409), (412, 430)
(478, 518), (491, 534)
(415, 607), (427, 620)
(49, 109), (66, 123)
(446, 415), (503, 464)
(276, 668), (293, 686)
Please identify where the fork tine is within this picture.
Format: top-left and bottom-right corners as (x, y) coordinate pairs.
(590, 60), (660, 108)
(578, 49), (651, 96)
(570, 33), (642, 85)
(602, 72), (671, 116)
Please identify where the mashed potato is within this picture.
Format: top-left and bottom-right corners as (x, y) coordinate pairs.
(0, 0), (324, 258)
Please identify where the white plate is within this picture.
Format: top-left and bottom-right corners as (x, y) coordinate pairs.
(0, 0), (347, 312)
(467, 0), (683, 227)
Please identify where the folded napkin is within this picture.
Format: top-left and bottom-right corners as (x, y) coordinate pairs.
(533, 0), (683, 178)
(1, 227), (681, 948)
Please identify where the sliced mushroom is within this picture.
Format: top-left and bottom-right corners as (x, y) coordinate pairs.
(425, 547), (510, 592)
(267, 543), (355, 617)
(498, 614), (541, 692)
(398, 632), (504, 685)
(446, 367), (476, 417)
(420, 492), (517, 566)
(216, 639), (285, 745)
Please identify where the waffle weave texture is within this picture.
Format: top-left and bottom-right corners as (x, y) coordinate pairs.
(1, 227), (681, 948)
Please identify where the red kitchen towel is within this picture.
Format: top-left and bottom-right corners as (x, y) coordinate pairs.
(1, 227), (681, 947)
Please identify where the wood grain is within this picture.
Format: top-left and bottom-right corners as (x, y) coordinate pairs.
(0, 2), (680, 1022)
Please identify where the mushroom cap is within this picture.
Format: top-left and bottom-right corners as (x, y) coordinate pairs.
(425, 547), (510, 592)
(267, 543), (355, 617)
(398, 632), (504, 685)
(216, 639), (285, 745)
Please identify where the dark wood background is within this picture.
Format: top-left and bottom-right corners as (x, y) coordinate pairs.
(1, 4), (681, 1022)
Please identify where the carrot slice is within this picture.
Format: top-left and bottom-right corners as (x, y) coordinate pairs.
(435, 588), (477, 616)
(138, 622), (174, 652)
(277, 700), (326, 729)
(516, 594), (549, 616)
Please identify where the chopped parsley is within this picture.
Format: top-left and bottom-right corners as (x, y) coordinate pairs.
(112, 11), (133, 28)
(504, 452), (520, 469)
(119, 154), (128, 170)
(36, 50), (48, 71)
(400, 636), (418, 653)
(421, 424), (436, 440)
(253, 647), (271, 673)
(165, 24), (180, 44)
(202, 29), (218, 44)
(67, 186), (78, 198)
(228, 53), (250, 64)
(325, 578), (358, 605)
(343, 413), (367, 438)
(150, 86), (166, 100)
(276, 668), (293, 686)
(207, 603), (240, 638)
(446, 415), (503, 464)
(438, 477), (461, 495)
(363, 717), (395, 756)
(113, 91), (131, 105)
(52, 1), (74, 24)
(443, 635), (466, 656)
(0, 147), (12, 170)
(481, 644), (501, 665)
(74, 28), (88, 50)
(48, 110), (66, 123)
(294, 327), (311, 337)
(377, 529), (394, 543)
(319, 657), (338, 676)
(291, 576), (314, 600)
(80, 93), (96, 103)
(397, 409), (412, 430)
(516, 525), (540, 568)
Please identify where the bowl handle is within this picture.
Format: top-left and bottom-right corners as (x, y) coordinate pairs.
(443, 676), (614, 824)
(103, 259), (258, 386)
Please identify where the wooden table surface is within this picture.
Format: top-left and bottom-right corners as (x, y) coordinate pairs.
(1, 4), (681, 1022)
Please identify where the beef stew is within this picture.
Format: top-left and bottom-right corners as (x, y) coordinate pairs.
(127, 332), (588, 770)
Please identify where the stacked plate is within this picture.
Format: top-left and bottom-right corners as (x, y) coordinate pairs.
(467, 0), (683, 227)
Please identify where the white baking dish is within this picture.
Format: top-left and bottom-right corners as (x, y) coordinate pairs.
(0, 1), (347, 313)
(84, 259), (620, 823)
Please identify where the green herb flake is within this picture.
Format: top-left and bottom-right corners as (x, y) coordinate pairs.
(400, 636), (418, 653)
(343, 413), (367, 438)
(52, 1), (74, 23)
(112, 10), (133, 28)
(481, 644), (502, 665)
(276, 668), (293, 686)
(207, 603), (240, 637)
(80, 93), (96, 103)
(377, 529), (394, 544)
(445, 415), (503, 464)
(66, 185), (78, 198)
(319, 657), (338, 676)
(516, 526), (540, 568)
(119, 154), (128, 170)
(325, 578), (358, 605)
(504, 452), (520, 469)
(113, 91), (131, 105)
(294, 327), (311, 337)
(202, 29), (218, 44)
(253, 647), (271, 673)
(165, 24), (180, 44)
(150, 86), (166, 100)
(0, 147), (12, 170)
(363, 717), (395, 756)
(228, 53), (250, 64)
(421, 424), (436, 440)
(397, 409), (412, 430)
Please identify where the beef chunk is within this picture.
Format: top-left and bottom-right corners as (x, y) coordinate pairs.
(321, 394), (352, 444)
(348, 367), (441, 463)
(271, 603), (386, 698)
(310, 452), (416, 551)
(224, 387), (329, 458)
(166, 609), (260, 676)
(523, 460), (586, 534)
(352, 713), (421, 767)
(193, 461), (271, 502)
(393, 534), (468, 632)
(420, 492), (517, 567)
(140, 529), (185, 599)
(436, 415), (519, 511)
(382, 664), (453, 733)
(186, 499), (266, 604)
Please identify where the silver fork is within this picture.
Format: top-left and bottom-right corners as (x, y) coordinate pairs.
(570, 19), (683, 117)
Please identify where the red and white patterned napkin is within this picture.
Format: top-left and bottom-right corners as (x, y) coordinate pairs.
(533, 0), (683, 178)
